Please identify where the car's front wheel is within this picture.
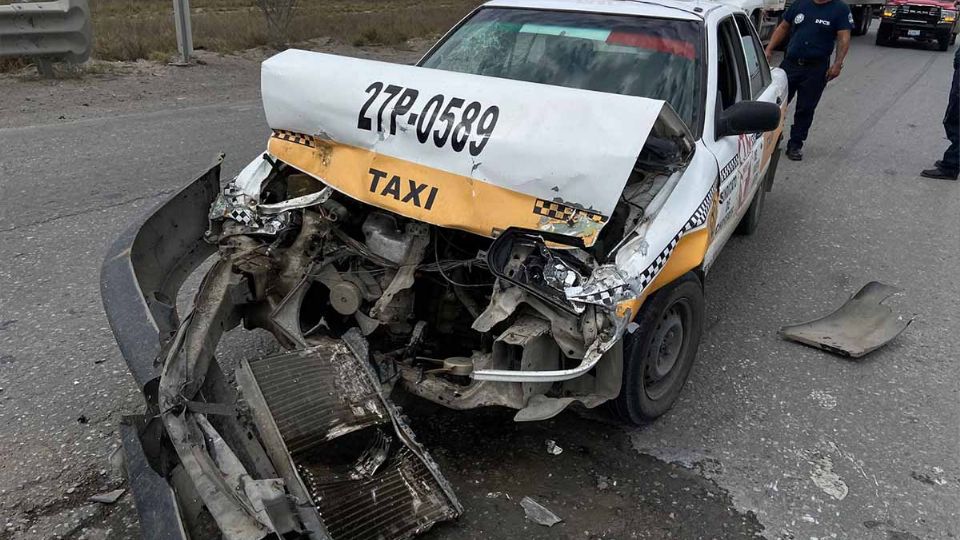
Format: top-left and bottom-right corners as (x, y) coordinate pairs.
(612, 272), (704, 425)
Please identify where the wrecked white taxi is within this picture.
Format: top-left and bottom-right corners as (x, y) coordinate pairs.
(100, 0), (787, 538)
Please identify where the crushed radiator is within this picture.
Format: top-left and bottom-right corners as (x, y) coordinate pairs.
(238, 337), (461, 539)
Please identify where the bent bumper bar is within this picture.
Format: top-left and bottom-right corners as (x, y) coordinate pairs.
(100, 158), (223, 540)
(100, 156), (223, 394)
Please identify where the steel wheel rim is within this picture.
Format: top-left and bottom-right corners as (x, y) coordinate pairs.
(643, 299), (691, 401)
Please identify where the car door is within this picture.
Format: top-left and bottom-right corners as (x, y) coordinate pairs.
(734, 12), (783, 187)
(704, 15), (779, 248)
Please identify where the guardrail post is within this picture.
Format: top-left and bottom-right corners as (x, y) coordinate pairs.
(172, 0), (193, 65)
(36, 59), (55, 77)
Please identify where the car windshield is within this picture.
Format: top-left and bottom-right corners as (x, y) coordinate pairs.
(421, 7), (704, 132)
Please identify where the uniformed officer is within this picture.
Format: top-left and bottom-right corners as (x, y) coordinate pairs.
(920, 48), (960, 180)
(764, 0), (853, 161)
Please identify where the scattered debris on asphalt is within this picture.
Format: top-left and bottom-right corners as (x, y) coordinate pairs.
(911, 467), (947, 486)
(520, 496), (562, 527)
(595, 473), (614, 491)
(88, 488), (125, 505)
(809, 390), (838, 410)
(780, 282), (913, 358)
(808, 454), (848, 501)
(545, 439), (563, 456)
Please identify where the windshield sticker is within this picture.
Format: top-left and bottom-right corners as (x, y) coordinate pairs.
(518, 24), (611, 41)
(605, 32), (696, 59)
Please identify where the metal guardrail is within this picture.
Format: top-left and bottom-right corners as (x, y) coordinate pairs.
(0, 0), (92, 67)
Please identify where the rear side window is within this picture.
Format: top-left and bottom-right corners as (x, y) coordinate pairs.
(716, 17), (748, 111)
(733, 13), (772, 98)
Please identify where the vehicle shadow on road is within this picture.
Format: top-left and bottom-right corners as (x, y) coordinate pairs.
(395, 394), (763, 539)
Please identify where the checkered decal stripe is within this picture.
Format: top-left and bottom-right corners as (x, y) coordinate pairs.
(533, 199), (608, 224)
(229, 208), (256, 225)
(683, 191), (712, 233)
(570, 190), (714, 307)
(635, 190), (713, 291)
(219, 183), (261, 227)
(271, 129), (315, 148)
(582, 278), (631, 306)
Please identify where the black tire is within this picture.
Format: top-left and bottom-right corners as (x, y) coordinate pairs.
(736, 136), (780, 236)
(611, 273), (704, 425)
(737, 143), (780, 236)
(876, 23), (893, 46)
(938, 34), (950, 51)
(735, 181), (766, 236)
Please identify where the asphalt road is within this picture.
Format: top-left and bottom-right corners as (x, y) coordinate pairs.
(1, 29), (958, 539)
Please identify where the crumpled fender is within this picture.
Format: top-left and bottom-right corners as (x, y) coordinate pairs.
(565, 146), (717, 313)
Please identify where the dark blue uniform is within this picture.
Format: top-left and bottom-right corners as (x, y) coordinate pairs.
(939, 49), (960, 175)
(781, 0), (853, 152)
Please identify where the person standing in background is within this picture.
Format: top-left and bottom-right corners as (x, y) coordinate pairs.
(765, 0), (852, 161)
(921, 48), (960, 181)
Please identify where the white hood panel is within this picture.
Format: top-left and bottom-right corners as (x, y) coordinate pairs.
(261, 49), (666, 217)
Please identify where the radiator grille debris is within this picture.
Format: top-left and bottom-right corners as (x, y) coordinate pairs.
(240, 343), (461, 539)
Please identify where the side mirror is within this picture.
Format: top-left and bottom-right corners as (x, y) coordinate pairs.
(716, 101), (781, 138)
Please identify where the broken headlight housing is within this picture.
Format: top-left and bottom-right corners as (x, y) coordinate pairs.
(486, 228), (594, 314)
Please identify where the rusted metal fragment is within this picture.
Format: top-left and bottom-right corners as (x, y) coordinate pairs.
(238, 342), (461, 540)
(779, 282), (913, 358)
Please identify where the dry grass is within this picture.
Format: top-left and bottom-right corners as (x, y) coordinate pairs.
(0, 58), (28, 72)
(88, 0), (482, 61)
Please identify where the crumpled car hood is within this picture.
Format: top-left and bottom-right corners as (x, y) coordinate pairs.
(261, 49), (669, 246)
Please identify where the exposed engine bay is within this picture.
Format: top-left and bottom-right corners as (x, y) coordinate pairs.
(213, 154), (670, 422)
(120, 149), (682, 539)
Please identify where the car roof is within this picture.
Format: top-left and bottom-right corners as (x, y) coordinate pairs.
(482, 0), (714, 21)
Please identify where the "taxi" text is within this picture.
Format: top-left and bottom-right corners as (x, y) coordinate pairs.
(368, 168), (440, 210)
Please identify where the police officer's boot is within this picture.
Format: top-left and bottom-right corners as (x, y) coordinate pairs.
(785, 144), (803, 161)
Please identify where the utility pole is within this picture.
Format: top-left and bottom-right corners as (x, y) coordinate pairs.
(172, 0), (193, 64)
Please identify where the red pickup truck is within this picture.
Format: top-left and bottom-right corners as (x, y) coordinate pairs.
(877, 0), (959, 50)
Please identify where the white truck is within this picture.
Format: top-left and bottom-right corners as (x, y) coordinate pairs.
(725, 0), (883, 39)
